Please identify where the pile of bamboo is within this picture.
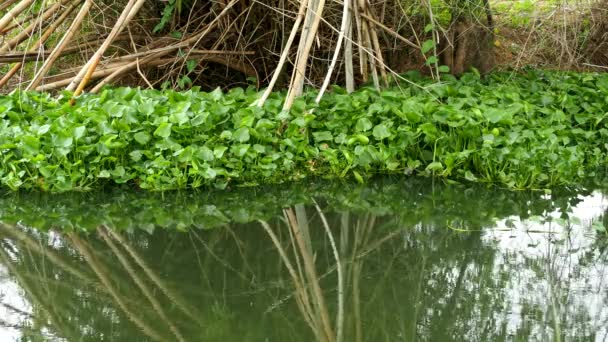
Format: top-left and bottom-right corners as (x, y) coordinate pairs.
(0, 0), (423, 109)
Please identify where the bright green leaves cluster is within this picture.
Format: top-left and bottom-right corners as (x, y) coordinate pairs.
(0, 70), (607, 192)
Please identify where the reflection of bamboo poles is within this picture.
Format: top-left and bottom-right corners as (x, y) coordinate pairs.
(99, 228), (185, 342)
(259, 220), (318, 336)
(106, 228), (201, 321)
(0, 243), (72, 340)
(0, 224), (92, 283)
(314, 201), (344, 342)
(284, 207), (335, 341)
(67, 233), (168, 342)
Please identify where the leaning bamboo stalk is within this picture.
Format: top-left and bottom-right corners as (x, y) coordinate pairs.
(0, 0), (75, 52)
(67, 0), (146, 95)
(39, 52), (247, 91)
(0, 0), (35, 33)
(283, 0), (327, 110)
(27, 0), (93, 90)
(293, 0), (318, 97)
(0, 1), (78, 89)
(315, 0), (350, 102)
(256, 0), (310, 107)
(344, 0), (354, 93)
(358, 0), (379, 88)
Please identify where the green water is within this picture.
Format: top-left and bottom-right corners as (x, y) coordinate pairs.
(0, 179), (607, 341)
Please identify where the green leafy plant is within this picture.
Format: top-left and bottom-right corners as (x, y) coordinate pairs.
(0, 70), (607, 192)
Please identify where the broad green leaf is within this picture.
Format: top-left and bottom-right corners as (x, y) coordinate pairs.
(356, 118), (373, 132)
(154, 123), (172, 138)
(134, 131), (151, 144)
(233, 127), (250, 142)
(422, 40), (434, 54)
(373, 124), (391, 140)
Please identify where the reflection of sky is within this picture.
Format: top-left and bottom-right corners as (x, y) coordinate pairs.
(0, 264), (31, 341)
(485, 191), (608, 341)
(0, 192), (606, 341)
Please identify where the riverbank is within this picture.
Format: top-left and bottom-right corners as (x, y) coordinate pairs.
(1, 70), (607, 192)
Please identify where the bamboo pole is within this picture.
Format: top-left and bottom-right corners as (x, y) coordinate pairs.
(315, 0), (350, 102)
(0, 0), (78, 89)
(256, 0), (310, 108)
(0, 0), (35, 33)
(27, 0), (93, 90)
(368, 13), (388, 87)
(283, 0), (326, 110)
(344, 0), (354, 93)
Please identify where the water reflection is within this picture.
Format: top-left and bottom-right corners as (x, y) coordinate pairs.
(0, 180), (606, 341)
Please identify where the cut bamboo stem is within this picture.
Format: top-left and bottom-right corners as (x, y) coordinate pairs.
(27, 0), (93, 90)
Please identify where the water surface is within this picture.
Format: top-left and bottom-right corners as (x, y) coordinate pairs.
(0, 179), (606, 341)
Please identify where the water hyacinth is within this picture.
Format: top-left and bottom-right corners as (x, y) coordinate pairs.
(0, 70), (607, 192)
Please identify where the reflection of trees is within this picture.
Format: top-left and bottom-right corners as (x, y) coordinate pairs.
(0, 189), (606, 341)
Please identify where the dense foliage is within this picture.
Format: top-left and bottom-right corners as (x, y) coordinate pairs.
(1, 70), (607, 192)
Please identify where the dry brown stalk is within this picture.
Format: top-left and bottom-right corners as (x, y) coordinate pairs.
(27, 0), (94, 90)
